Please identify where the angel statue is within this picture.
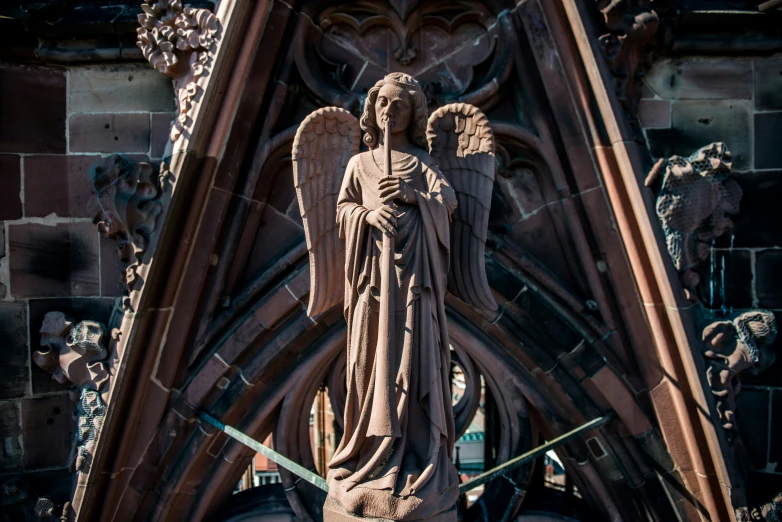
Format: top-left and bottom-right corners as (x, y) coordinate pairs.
(292, 72), (497, 521)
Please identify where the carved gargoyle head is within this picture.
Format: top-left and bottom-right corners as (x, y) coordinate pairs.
(35, 312), (110, 398)
(88, 154), (162, 266)
(702, 310), (777, 431)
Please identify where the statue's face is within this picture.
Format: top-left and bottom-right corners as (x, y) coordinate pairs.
(375, 83), (412, 135)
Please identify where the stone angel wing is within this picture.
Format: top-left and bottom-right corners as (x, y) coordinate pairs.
(292, 108), (361, 317)
(427, 103), (498, 312)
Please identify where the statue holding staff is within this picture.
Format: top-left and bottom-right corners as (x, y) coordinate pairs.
(292, 72), (497, 521)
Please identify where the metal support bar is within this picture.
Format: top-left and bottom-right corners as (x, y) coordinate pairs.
(459, 412), (615, 493)
(199, 411), (329, 492)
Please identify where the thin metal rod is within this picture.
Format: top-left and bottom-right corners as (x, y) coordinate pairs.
(459, 413), (614, 493)
(199, 411), (329, 492)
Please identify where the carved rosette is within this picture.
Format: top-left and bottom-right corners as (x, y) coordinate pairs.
(702, 310), (777, 434)
(649, 143), (741, 301)
(88, 155), (163, 308)
(137, 0), (220, 141)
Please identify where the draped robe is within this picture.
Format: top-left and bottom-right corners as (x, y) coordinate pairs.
(327, 148), (459, 519)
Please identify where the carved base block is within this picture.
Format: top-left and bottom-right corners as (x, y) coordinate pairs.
(323, 498), (457, 522)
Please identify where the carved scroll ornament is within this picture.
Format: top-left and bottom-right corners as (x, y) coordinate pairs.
(88, 154), (163, 309)
(648, 143), (741, 301)
(702, 310), (777, 433)
(137, 0), (221, 141)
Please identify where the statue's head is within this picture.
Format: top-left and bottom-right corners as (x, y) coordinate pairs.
(361, 72), (427, 150)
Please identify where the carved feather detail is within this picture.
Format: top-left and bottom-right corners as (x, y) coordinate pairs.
(292, 107), (361, 317)
(427, 103), (497, 312)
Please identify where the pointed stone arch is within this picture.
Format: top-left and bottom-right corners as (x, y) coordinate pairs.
(72, 0), (737, 521)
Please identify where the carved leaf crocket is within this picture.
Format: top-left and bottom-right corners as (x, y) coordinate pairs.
(293, 72), (496, 521)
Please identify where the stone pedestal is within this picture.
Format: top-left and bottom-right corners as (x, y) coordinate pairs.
(323, 498), (457, 522)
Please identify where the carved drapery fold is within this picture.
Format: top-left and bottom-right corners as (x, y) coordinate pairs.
(88, 154), (163, 310)
(647, 142), (741, 301)
(137, 0), (221, 141)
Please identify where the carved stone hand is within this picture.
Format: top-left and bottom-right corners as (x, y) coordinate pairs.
(379, 176), (417, 205)
(366, 205), (397, 236)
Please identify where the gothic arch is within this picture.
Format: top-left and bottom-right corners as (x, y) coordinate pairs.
(76, 0), (736, 520)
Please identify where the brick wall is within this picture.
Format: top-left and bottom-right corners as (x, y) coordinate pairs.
(641, 55), (782, 501)
(0, 61), (172, 497)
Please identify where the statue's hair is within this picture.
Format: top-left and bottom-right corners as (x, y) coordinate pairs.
(360, 72), (428, 150)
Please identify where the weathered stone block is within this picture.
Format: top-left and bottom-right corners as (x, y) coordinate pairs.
(755, 112), (782, 170)
(21, 394), (74, 469)
(150, 113), (173, 158)
(28, 297), (116, 394)
(100, 234), (128, 297)
(69, 113), (150, 153)
(9, 223), (100, 298)
(756, 250), (782, 309)
(643, 57), (753, 100)
(718, 171), (782, 249)
(755, 57), (782, 112)
(737, 388), (769, 471)
(696, 249), (753, 311)
(647, 100), (752, 170)
(0, 154), (22, 220)
(69, 64), (175, 113)
(0, 302), (29, 399)
(0, 400), (22, 471)
(24, 155), (99, 218)
(638, 99), (670, 129)
(0, 63), (66, 154)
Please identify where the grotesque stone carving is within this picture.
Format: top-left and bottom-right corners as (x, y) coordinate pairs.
(137, 0), (220, 141)
(35, 312), (111, 474)
(88, 154), (163, 308)
(293, 72), (496, 520)
(702, 310), (777, 433)
(647, 143), (741, 301)
(36, 312), (110, 399)
(597, 0), (672, 131)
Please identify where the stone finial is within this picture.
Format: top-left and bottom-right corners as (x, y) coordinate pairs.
(36, 312), (110, 397)
(88, 155), (163, 308)
(702, 310), (777, 432)
(650, 143), (742, 301)
(137, 0), (221, 141)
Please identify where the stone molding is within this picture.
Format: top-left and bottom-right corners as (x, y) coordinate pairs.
(647, 142), (742, 301)
(88, 154), (164, 310)
(137, 0), (221, 141)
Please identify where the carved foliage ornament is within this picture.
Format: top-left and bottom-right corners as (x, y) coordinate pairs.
(702, 310), (777, 433)
(597, 0), (673, 131)
(0, 478), (65, 522)
(35, 312), (112, 474)
(648, 142), (741, 301)
(137, 0), (220, 141)
(88, 155), (163, 308)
